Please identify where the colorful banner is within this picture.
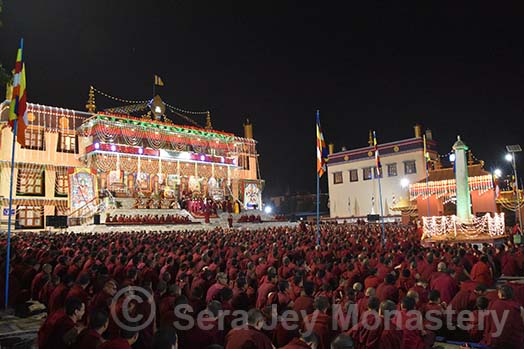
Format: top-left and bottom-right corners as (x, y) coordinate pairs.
(69, 168), (98, 215)
(244, 182), (262, 210)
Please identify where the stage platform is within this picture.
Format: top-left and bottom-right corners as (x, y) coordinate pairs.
(422, 233), (509, 247)
(66, 210), (296, 233)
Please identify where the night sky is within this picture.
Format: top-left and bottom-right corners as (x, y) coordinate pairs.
(1, 1), (523, 196)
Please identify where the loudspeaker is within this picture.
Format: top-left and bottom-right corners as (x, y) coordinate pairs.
(45, 216), (56, 227)
(94, 214), (100, 225)
(56, 215), (67, 227)
(367, 214), (380, 222)
(46, 215), (68, 228)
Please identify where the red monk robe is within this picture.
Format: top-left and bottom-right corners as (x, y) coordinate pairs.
(48, 283), (70, 314)
(448, 289), (476, 313)
(378, 318), (403, 349)
(46, 313), (78, 349)
(393, 309), (427, 349)
(225, 325), (273, 349)
(470, 259), (493, 287)
(429, 273), (457, 304)
(302, 310), (332, 349)
(76, 328), (104, 349)
(346, 311), (382, 349)
(98, 338), (132, 349)
(482, 298), (524, 348)
(279, 337), (314, 348)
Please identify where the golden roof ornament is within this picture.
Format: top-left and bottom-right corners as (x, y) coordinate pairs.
(205, 111), (213, 129)
(368, 130), (373, 147)
(86, 86), (96, 113)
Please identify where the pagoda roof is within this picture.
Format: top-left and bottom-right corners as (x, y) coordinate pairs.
(80, 112), (236, 141)
(420, 164), (489, 183)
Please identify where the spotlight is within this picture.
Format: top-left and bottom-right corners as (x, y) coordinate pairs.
(449, 153), (456, 162)
(264, 206), (273, 214)
(494, 168), (502, 178)
(505, 153), (513, 162)
(400, 178), (410, 188)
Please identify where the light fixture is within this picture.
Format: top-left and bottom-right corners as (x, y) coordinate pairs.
(400, 178), (410, 188)
(94, 142), (100, 150)
(505, 153), (513, 162)
(200, 155), (206, 161)
(449, 153), (456, 162)
(138, 147), (144, 155)
(110, 144), (116, 151)
(264, 205), (273, 214)
(494, 168), (502, 178)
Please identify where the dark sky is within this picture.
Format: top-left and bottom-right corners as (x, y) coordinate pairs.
(1, 1), (523, 196)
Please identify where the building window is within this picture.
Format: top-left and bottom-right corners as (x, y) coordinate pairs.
(17, 169), (45, 196)
(57, 133), (77, 153)
(404, 160), (417, 174)
(349, 169), (358, 182)
(363, 167), (373, 181)
(16, 206), (43, 228)
(387, 163), (398, 177)
(55, 171), (69, 197)
(333, 172), (343, 184)
(23, 128), (45, 150)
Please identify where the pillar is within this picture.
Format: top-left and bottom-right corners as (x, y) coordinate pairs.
(453, 136), (472, 223)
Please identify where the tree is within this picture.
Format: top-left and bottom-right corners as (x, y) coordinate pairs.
(0, 64), (11, 87)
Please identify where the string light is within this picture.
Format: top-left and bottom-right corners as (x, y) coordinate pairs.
(91, 86), (149, 104)
(423, 213), (505, 238)
(165, 102), (209, 116)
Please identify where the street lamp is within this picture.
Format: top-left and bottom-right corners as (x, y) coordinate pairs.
(494, 168), (502, 178)
(506, 144), (522, 232)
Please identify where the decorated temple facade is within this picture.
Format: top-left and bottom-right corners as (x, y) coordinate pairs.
(77, 113), (259, 208)
(0, 90), (263, 230)
(327, 125), (438, 219)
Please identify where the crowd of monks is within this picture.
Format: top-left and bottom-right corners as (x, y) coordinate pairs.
(105, 214), (192, 225)
(180, 197), (233, 215)
(1, 222), (524, 348)
(237, 215), (263, 223)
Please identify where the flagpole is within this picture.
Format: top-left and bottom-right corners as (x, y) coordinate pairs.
(5, 118), (18, 308)
(316, 109), (321, 246)
(424, 135), (430, 218)
(377, 170), (386, 246)
(316, 172), (320, 246)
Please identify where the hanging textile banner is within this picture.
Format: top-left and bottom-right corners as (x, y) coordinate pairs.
(68, 168), (98, 215)
(243, 182), (262, 210)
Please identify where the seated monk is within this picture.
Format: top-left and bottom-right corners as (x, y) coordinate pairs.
(347, 296), (382, 349)
(225, 308), (273, 349)
(481, 284), (524, 348)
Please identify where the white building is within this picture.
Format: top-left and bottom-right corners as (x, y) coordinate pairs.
(327, 126), (438, 218)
